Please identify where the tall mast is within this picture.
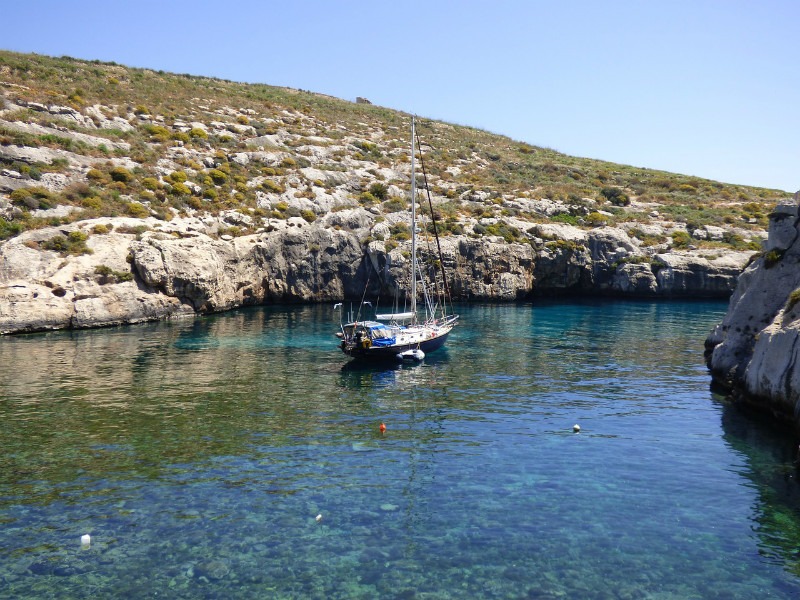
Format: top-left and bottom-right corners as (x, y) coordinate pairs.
(410, 116), (417, 323)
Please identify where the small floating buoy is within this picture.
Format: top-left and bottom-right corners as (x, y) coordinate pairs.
(379, 423), (386, 434)
(573, 424), (581, 433)
(315, 514), (323, 523)
(81, 534), (91, 547)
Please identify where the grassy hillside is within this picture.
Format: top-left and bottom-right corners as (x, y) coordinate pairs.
(0, 50), (787, 250)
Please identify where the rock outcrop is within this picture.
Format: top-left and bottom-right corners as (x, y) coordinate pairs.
(706, 196), (800, 427)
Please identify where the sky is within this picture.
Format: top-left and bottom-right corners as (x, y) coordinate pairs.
(2, 0), (798, 192)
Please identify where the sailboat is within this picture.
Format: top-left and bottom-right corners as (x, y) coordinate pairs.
(335, 117), (459, 361)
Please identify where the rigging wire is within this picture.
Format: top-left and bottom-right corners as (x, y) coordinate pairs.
(415, 123), (456, 319)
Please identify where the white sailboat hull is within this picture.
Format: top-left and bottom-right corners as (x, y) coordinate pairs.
(339, 318), (457, 361)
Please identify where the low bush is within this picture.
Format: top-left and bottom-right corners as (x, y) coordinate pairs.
(551, 212), (578, 226)
(126, 202), (150, 218)
(209, 169), (228, 184)
(141, 177), (160, 190)
(170, 182), (191, 196)
(382, 197), (407, 213)
(95, 264), (133, 284)
(110, 167), (133, 183)
(0, 217), (23, 240)
(600, 187), (630, 206)
(369, 182), (388, 200)
(262, 179), (285, 194)
(671, 230), (691, 248)
(358, 191), (379, 205)
(788, 288), (800, 311)
(41, 230), (92, 256)
(764, 249), (785, 269)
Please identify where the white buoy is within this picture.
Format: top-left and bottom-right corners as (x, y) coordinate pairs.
(81, 534), (91, 547)
(315, 514), (323, 522)
(573, 424), (581, 433)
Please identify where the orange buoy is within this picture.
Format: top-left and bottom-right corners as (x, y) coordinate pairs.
(379, 423), (386, 433)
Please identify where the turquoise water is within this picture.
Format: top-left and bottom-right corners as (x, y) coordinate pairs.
(2, 301), (800, 599)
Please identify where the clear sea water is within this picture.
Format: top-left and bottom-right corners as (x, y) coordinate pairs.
(2, 300), (800, 599)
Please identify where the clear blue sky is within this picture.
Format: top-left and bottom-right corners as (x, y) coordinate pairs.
(3, 0), (798, 192)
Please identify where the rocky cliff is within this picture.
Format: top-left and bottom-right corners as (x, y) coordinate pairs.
(706, 195), (800, 427)
(0, 208), (755, 335)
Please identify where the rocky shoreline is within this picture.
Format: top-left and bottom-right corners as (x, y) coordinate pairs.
(706, 196), (800, 429)
(1, 208), (755, 335)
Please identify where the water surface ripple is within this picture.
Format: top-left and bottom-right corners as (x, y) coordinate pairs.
(1, 300), (800, 599)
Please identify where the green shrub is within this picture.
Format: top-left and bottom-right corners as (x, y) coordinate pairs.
(91, 223), (111, 234)
(11, 186), (52, 209)
(143, 124), (171, 142)
(551, 212), (578, 225)
(262, 179), (285, 194)
(95, 264), (133, 284)
(764, 249), (785, 269)
(0, 217), (23, 240)
(126, 202), (150, 218)
(600, 187), (630, 206)
(141, 177), (160, 190)
(203, 187), (218, 200)
(788, 288), (800, 311)
(545, 239), (584, 252)
(109, 167), (133, 183)
(300, 209), (317, 223)
(189, 128), (208, 139)
(86, 168), (106, 181)
(382, 197), (407, 213)
(358, 191), (378, 205)
(41, 230), (92, 256)
(169, 170), (187, 183)
(369, 182), (388, 200)
(390, 223), (411, 241)
(10, 188), (32, 202)
(483, 221), (523, 243)
(671, 230), (691, 248)
(585, 212), (607, 226)
(81, 196), (103, 210)
(170, 182), (191, 196)
(209, 169), (228, 184)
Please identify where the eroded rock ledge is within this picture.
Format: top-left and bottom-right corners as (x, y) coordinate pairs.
(706, 197), (800, 428)
(1, 210), (754, 335)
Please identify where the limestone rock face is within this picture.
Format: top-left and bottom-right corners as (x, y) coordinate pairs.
(0, 216), (372, 334)
(0, 209), (757, 335)
(706, 199), (800, 425)
(451, 237), (534, 300)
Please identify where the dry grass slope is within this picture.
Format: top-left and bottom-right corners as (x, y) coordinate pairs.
(0, 50), (787, 252)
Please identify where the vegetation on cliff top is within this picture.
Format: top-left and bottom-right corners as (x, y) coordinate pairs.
(0, 50), (787, 251)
